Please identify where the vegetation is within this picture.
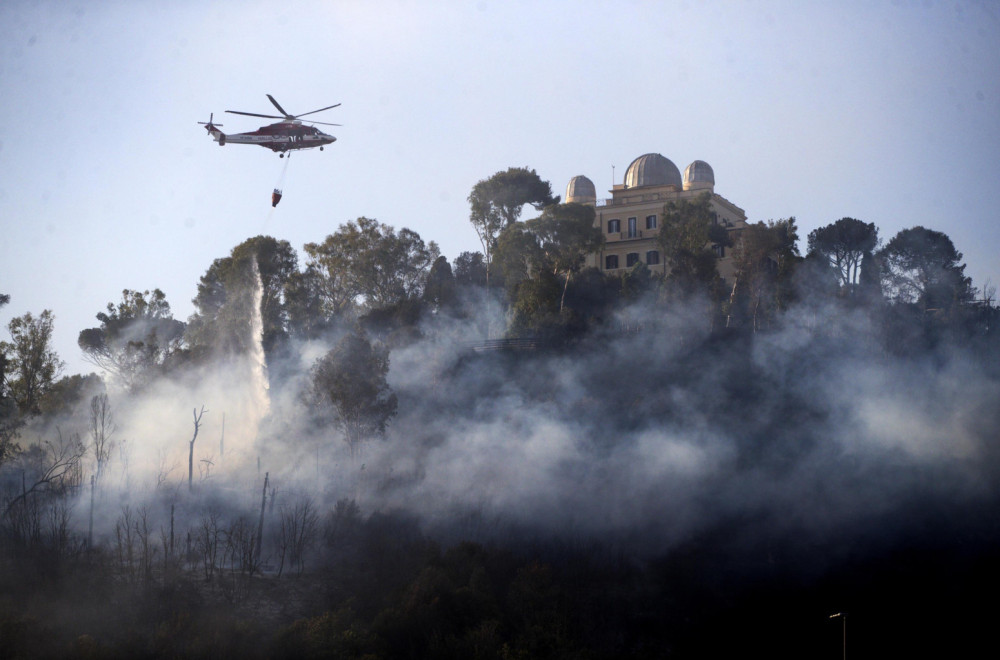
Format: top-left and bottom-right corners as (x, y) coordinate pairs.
(0, 167), (997, 658)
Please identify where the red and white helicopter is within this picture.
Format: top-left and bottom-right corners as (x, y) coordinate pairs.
(199, 94), (339, 158)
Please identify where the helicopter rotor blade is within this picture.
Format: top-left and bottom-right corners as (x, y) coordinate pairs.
(295, 103), (341, 118)
(226, 110), (285, 120)
(266, 94), (291, 118)
(306, 120), (342, 127)
(198, 112), (223, 126)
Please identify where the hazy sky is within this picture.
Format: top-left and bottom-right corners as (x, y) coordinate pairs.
(2, 0), (998, 376)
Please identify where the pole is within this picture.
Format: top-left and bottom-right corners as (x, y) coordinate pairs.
(255, 471), (269, 569)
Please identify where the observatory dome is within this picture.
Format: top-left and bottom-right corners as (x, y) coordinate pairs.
(565, 175), (597, 204)
(624, 153), (682, 189)
(683, 160), (715, 191)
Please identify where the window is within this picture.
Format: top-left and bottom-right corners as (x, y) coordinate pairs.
(712, 244), (725, 258)
(605, 255), (619, 269)
(607, 219), (620, 234)
(646, 250), (660, 265)
(626, 252), (639, 267)
(627, 217), (637, 238)
(646, 215), (657, 230)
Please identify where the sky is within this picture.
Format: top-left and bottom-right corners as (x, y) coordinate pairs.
(1, 0), (998, 377)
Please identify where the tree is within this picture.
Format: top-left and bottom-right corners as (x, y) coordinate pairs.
(522, 203), (604, 313)
(188, 406), (207, 492)
(78, 289), (185, 391)
(807, 217), (879, 294)
(880, 226), (973, 311)
(468, 167), (557, 290)
(422, 256), (457, 313)
(304, 218), (439, 313)
(0, 293), (19, 467)
(308, 331), (397, 458)
(454, 251), (488, 288)
(90, 393), (116, 488)
(657, 192), (731, 303)
(1, 310), (63, 416)
(187, 236), (298, 357)
(727, 219), (801, 331)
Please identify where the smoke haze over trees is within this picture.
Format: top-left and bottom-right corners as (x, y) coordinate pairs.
(1, 168), (998, 658)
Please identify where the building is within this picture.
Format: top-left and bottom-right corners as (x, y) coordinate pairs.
(565, 153), (748, 283)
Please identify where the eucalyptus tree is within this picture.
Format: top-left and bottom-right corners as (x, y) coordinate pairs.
(304, 217), (439, 315)
(1, 310), (63, 415)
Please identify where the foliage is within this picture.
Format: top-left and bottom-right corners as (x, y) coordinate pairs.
(78, 289), (185, 391)
(806, 217), (879, 293)
(304, 217), (440, 313)
(495, 203), (603, 318)
(880, 225), (973, 311)
(727, 219), (801, 331)
(423, 255), (458, 314)
(454, 251), (488, 288)
(187, 236), (298, 357)
(657, 192), (730, 304)
(0, 310), (63, 416)
(37, 373), (104, 417)
(308, 331), (397, 457)
(468, 167), (557, 289)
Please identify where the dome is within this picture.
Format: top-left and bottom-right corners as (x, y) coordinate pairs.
(565, 175), (596, 203)
(624, 153), (682, 189)
(683, 160), (715, 191)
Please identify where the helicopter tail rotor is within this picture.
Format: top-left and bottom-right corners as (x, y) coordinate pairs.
(198, 113), (226, 145)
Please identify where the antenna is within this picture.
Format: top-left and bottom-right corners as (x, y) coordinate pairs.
(612, 165), (616, 187)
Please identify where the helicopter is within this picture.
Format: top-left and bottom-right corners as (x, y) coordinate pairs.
(199, 94), (339, 157)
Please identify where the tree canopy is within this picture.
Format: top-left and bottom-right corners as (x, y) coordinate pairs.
(880, 226), (973, 311)
(807, 217), (879, 293)
(78, 289), (185, 391)
(187, 236), (298, 357)
(1, 310), (64, 416)
(468, 167), (557, 289)
(304, 217), (439, 314)
(308, 330), (397, 457)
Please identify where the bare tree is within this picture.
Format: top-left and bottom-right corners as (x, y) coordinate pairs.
(277, 497), (319, 577)
(89, 393), (116, 489)
(188, 406), (207, 491)
(3, 429), (86, 518)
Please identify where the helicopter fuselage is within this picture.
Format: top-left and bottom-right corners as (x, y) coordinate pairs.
(204, 119), (335, 154)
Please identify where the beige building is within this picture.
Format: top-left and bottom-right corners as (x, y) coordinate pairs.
(565, 153), (748, 283)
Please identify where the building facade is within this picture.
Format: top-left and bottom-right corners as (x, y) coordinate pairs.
(565, 153), (747, 283)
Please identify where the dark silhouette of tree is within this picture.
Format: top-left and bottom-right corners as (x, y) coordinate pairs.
(727, 219), (800, 331)
(308, 331), (397, 458)
(880, 226), (973, 311)
(423, 256), (458, 313)
(807, 217), (879, 295)
(454, 251), (488, 288)
(78, 289), (185, 391)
